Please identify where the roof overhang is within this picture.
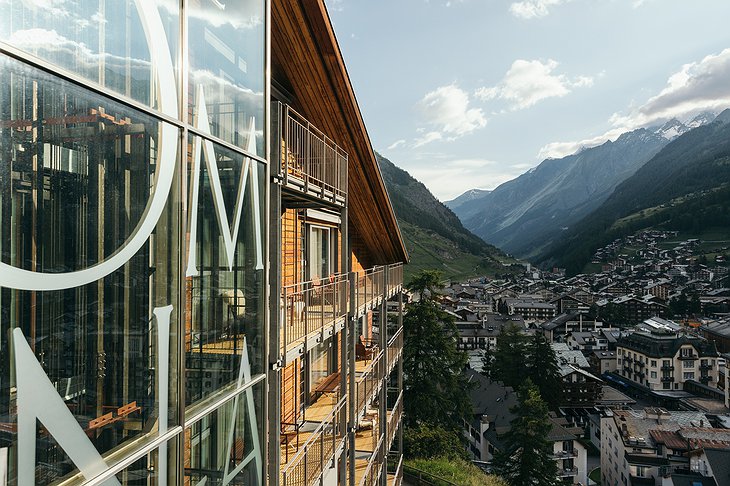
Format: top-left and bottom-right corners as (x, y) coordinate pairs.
(271, 0), (408, 264)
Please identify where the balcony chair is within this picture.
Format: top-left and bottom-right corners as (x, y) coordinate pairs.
(356, 335), (377, 362)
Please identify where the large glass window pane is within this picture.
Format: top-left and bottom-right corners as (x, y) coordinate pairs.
(188, 0), (265, 153)
(0, 54), (181, 485)
(184, 383), (264, 486)
(185, 136), (266, 408)
(0, 0), (179, 113)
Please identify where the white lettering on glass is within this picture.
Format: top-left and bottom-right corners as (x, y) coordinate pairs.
(185, 84), (263, 277)
(0, 0), (177, 291)
(13, 306), (173, 485)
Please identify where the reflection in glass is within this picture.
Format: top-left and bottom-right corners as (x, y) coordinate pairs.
(0, 54), (180, 484)
(185, 136), (266, 408)
(188, 0), (265, 152)
(185, 383), (264, 485)
(0, 0), (179, 111)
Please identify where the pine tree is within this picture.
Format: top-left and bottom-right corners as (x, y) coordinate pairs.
(403, 270), (472, 433)
(491, 324), (528, 388)
(526, 334), (563, 410)
(493, 380), (560, 486)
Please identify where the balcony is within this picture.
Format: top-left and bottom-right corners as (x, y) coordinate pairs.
(357, 435), (386, 486)
(629, 474), (655, 485)
(552, 449), (578, 459)
(281, 273), (349, 362)
(387, 454), (404, 486)
(356, 351), (386, 417)
(679, 353), (698, 360)
(661, 375), (673, 382)
(387, 328), (404, 376)
(558, 467), (578, 477)
(277, 103), (347, 207)
(280, 396), (348, 486)
(354, 266), (385, 315)
(387, 392), (404, 451)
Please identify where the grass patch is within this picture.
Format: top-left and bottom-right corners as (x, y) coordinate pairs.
(400, 221), (516, 283)
(405, 457), (506, 486)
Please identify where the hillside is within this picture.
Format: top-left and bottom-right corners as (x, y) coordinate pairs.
(376, 153), (516, 281)
(452, 128), (669, 259)
(540, 110), (730, 274)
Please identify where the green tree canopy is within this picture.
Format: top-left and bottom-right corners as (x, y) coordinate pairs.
(489, 328), (563, 410)
(526, 334), (563, 410)
(490, 324), (528, 388)
(403, 270), (472, 436)
(493, 380), (560, 486)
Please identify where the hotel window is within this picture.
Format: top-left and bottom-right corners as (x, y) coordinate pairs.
(683, 372), (695, 380)
(0, 52), (182, 479)
(185, 135), (266, 409)
(0, 0), (180, 112)
(308, 225), (338, 280)
(188, 0), (265, 153)
(684, 360), (695, 368)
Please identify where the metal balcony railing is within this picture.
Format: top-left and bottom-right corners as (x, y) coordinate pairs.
(280, 396), (348, 486)
(387, 392), (403, 450)
(387, 263), (403, 295)
(360, 435), (385, 486)
(387, 327), (403, 375)
(356, 351), (386, 416)
(281, 273), (349, 356)
(280, 103), (348, 203)
(389, 454), (404, 486)
(355, 266), (385, 313)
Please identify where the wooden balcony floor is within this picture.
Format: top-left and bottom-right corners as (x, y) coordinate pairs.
(352, 455), (369, 486)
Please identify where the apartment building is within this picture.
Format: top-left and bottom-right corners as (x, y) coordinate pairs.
(601, 409), (729, 486)
(617, 331), (720, 391)
(464, 370), (588, 485)
(0, 1), (406, 485)
(502, 296), (557, 323)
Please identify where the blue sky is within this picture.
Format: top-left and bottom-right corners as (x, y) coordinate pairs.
(324, 0), (730, 200)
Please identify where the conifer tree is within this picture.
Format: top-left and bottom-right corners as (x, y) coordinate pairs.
(493, 380), (560, 486)
(491, 324), (528, 388)
(527, 334), (563, 410)
(403, 270), (472, 433)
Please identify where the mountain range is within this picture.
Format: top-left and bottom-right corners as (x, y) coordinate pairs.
(376, 153), (515, 281)
(448, 111), (719, 260)
(541, 109), (730, 274)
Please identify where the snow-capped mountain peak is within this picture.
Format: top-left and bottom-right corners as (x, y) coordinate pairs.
(655, 118), (688, 140)
(686, 111), (717, 129)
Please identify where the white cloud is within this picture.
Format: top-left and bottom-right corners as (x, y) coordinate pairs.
(407, 158), (525, 200)
(413, 131), (443, 148)
(538, 47), (730, 159)
(415, 84), (487, 146)
(327, 0), (345, 12)
(510, 0), (651, 19)
(475, 59), (593, 110)
(509, 0), (570, 19)
(387, 139), (406, 150)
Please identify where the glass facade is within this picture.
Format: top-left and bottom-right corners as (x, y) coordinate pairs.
(0, 1), (267, 485)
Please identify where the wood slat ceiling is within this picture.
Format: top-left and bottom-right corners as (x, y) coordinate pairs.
(272, 0), (408, 266)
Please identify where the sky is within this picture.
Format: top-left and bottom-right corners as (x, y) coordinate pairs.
(324, 0), (730, 201)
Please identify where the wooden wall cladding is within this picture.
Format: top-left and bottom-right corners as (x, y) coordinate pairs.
(272, 0), (408, 265)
